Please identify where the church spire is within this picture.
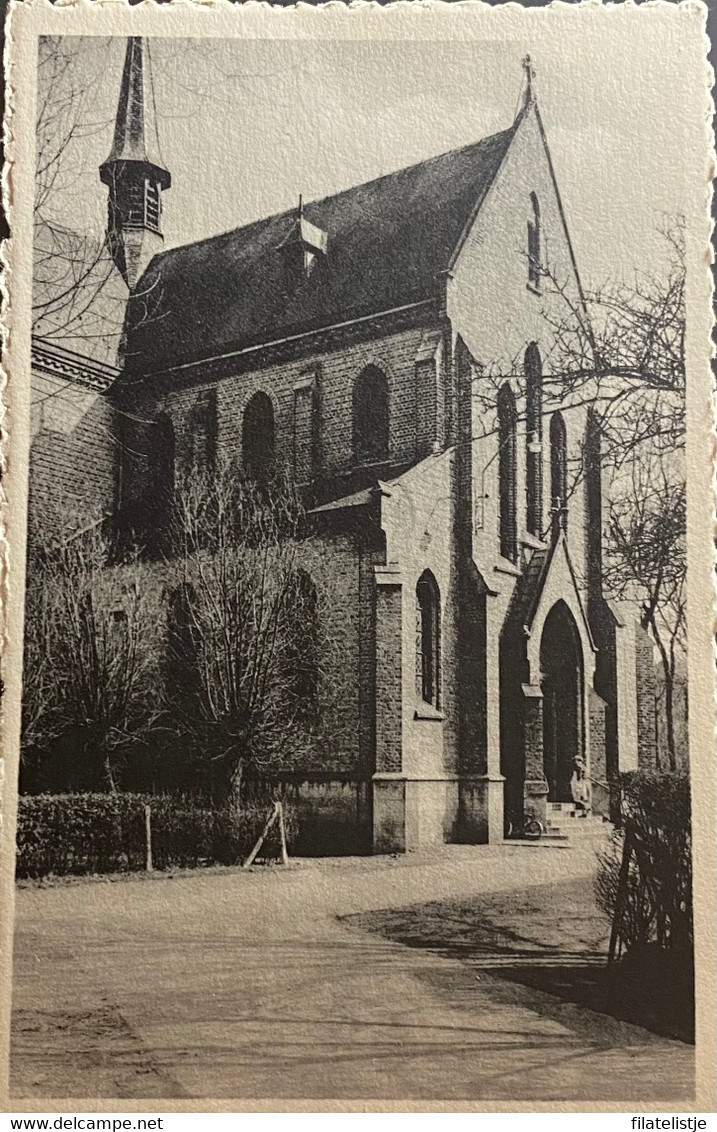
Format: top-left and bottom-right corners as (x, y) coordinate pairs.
(100, 37), (171, 290)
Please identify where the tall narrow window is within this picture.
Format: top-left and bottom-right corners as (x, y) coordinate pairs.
(550, 411), (568, 535)
(497, 383), (518, 563)
(293, 375), (319, 485)
(525, 343), (543, 537)
(528, 192), (541, 287)
(416, 570), (441, 708)
(152, 415), (175, 511)
(353, 366), (389, 465)
(144, 414), (175, 553)
(243, 391), (275, 483)
(188, 390), (217, 473)
(584, 408), (603, 580)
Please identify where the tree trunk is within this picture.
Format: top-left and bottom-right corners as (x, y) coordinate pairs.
(647, 613), (678, 772)
(229, 762), (244, 809)
(213, 757), (244, 808)
(103, 753), (117, 794)
(663, 668), (677, 772)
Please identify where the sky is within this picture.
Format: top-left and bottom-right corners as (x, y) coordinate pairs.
(37, 29), (690, 292)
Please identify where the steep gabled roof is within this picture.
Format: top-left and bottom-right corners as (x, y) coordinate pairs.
(124, 125), (516, 375)
(505, 535), (596, 654)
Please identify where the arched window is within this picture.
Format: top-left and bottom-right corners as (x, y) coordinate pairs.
(550, 411), (568, 535)
(528, 193), (541, 287)
(525, 343), (543, 537)
(187, 390), (217, 473)
(416, 570), (441, 708)
(243, 391), (275, 483)
(353, 366), (389, 465)
(497, 383), (518, 563)
(147, 414), (175, 549)
(584, 408), (603, 576)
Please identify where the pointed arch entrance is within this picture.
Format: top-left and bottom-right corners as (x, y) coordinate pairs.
(540, 601), (584, 802)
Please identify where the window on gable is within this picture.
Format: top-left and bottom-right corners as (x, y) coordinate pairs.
(528, 192), (541, 287)
(550, 411), (568, 535)
(416, 570), (441, 708)
(353, 366), (389, 465)
(497, 383), (518, 564)
(525, 343), (543, 537)
(243, 391), (275, 484)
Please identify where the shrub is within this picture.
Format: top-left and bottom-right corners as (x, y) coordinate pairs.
(595, 769), (692, 954)
(15, 793), (298, 879)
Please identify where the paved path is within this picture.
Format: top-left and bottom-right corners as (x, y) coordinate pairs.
(11, 843), (694, 1102)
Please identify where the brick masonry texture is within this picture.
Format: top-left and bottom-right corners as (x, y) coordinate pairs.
(374, 578), (404, 774)
(26, 90), (669, 853)
(635, 624), (658, 770)
(30, 393), (116, 521)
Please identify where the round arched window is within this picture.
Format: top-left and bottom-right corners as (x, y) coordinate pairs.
(353, 366), (389, 465)
(243, 392), (275, 483)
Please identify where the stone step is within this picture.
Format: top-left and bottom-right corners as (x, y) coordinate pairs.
(545, 817), (613, 843)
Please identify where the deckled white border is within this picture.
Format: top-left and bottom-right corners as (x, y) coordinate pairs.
(0, 0), (714, 1112)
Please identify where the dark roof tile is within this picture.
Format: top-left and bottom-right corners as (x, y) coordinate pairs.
(125, 125), (515, 375)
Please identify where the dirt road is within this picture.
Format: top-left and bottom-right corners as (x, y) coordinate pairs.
(11, 842), (694, 1102)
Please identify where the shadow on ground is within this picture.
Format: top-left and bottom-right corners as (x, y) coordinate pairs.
(343, 876), (694, 1045)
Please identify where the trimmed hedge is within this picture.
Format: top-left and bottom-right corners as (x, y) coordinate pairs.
(16, 793), (297, 879)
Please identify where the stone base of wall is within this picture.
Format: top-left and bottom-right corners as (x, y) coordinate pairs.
(373, 774), (505, 852)
(373, 774), (408, 853)
(457, 776), (505, 843)
(251, 772), (506, 856)
(524, 777), (549, 829)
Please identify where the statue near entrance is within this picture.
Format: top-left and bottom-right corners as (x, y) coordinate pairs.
(570, 754), (592, 814)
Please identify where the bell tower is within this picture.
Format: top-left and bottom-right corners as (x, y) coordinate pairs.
(100, 37), (171, 290)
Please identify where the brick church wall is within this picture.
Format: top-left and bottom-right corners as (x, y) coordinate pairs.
(295, 532), (365, 775)
(589, 688), (610, 815)
(29, 381), (116, 522)
(635, 624), (658, 770)
(136, 324), (437, 493)
(374, 569), (404, 774)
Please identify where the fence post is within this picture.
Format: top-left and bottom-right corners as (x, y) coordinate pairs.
(144, 804), (153, 873)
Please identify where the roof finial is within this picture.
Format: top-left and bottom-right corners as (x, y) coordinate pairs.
(522, 54), (536, 109)
(298, 193), (304, 219)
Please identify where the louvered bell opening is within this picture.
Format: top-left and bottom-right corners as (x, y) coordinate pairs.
(122, 179), (161, 232)
(145, 181), (161, 233)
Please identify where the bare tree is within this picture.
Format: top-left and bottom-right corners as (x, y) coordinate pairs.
(33, 37), (128, 357)
(604, 454), (686, 770)
(544, 217), (685, 467)
(548, 222), (687, 768)
(467, 221), (688, 763)
(466, 219), (685, 463)
(166, 461), (333, 803)
(22, 502), (164, 791)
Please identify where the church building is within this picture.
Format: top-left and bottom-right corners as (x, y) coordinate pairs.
(29, 38), (658, 853)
